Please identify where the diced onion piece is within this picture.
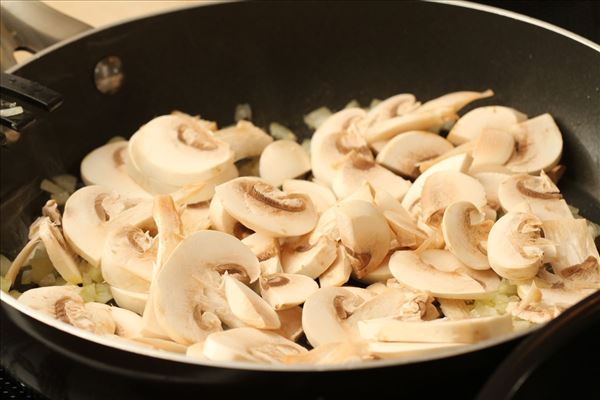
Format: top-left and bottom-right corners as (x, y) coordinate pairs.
(234, 103), (252, 122)
(303, 107), (332, 130)
(269, 122), (297, 141)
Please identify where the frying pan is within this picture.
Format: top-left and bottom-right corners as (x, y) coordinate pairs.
(1, 1), (599, 398)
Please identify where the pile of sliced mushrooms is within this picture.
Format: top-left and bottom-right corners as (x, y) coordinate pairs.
(2, 90), (599, 365)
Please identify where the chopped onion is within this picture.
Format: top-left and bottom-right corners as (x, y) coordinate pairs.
(588, 220), (600, 239)
(52, 174), (77, 194)
(40, 179), (64, 195)
(9, 290), (22, 299)
(38, 272), (57, 287)
(108, 136), (127, 143)
(0, 254), (11, 276)
(303, 107), (332, 130)
(369, 98), (382, 109)
(269, 122), (297, 141)
(80, 284), (96, 303)
(344, 99), (360, 109)
(51, 192), (70, 206)
(94, 283), (113, 303)
(0, 277), (10, 293)
(301, 138), (311, 156)
(20, 270), (32, 285)
(234, 103), (252, 122)
(30, 252), (55, 284)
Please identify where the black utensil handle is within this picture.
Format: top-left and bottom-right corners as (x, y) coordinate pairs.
(0, 72), (63, 131)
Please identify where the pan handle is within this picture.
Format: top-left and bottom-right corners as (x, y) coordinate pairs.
(0, 0), (92, 71)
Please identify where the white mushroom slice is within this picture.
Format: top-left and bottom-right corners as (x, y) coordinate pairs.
(447, 106), (527, 145)
(384, 211), (427, 249)
(131, 337), (188, 353)
(282, 341), (368, 365)
(421, 171), (487, 226)
(152, 195), (185, 273)
(359, 314), (512, 343)
(63, 186), (150, 266)
(302, 287), (365, 347)
(272, 306), (304, 341)
(215, 177), (318, 237)
(364, 108), (457, 143)
(487, 211), (556, 281)
(81, 141), (151, 198)
(375, 131), (454, 179)
(281, 236), (337, 278)
(4, 236), (41, 289)
(367, 341), (465, 359)
(110, 286), (148, 315)
(83, 302), (117, 335)
(401, 153), (473, 215)
(363, 93), (418, 126)
(110, 306), (143, 338)
(123, 149), (181, 194)
(102, 224), (154, 282)
(438, 299), (471, 320)
(185, 342), (206, 360)
(498, 173), (572, 220)
(214, 120), (273, 161)
(180, 200), (211, 236)
(505, 114), (563, 174)
(389, 250), (489, 299)
(472, 169), (513, 210)
(259, 140), (311, 187)
(310, 107), (368, 185)
(154, 230), (260, 344)
(542, 219), (600, 282)
(224, 275), (280, 329)
(417, 89), (494, 113)
(471, 128), (515, 168)
(441, 202), (493, 270)
(202, 327), (306, 363)
(308, 207), (340, 245)
(241, 232), (282, 275)
(336, 200), (391, 279)
(359, 253), (394, 284)
(319, 246), (353, 287)
(38, 218), (82, 284)
(339, 180), (376, 204)
(417, 141), (475, 174)
(282, 179), (336, 214)
(128, 113), (234, 186)
(259, 272), (319, 310)
(209, 192), (251, 238)
(366, 282), (388, 296)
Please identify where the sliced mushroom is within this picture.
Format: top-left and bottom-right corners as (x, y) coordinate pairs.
(505, 114), (563, 174)
(307, 206), (340, 245)
(214, 120), (273, 161)
(209, 192), (248, 238)
(420, 171), (487, 226)
(498, 173), (572, 220)
(471, 168), (513, 210)
(375, 131), (454, 179)
(259, 140), (311, 187)
(361, 93), (418, 127)
(281, 236), (337, 278)
(367, 341), (465, 359)
(417, 89), (494, 113)
(417, 141), (475, 173)
(272, 306), (304, 341)
(38, 217), (82, 284)
(310, 107), (368, 185)
(441, 201), (493, 270)
(215, 177), (318, 237)
(224, 275), (280, 329)
(438, 298), (471, 320)
(319, 246), (353, 287)
(82, 302), (118, 335)
(81, 140), (151, 198)
(401, 153), (473, 215)
(447, 106), (527, 145)
(110, 286), (148, 315)
(282, 341), (369, 365)
(542, 218), (600, 282)
(153, 230), (260, 344)
(152, 195), (185, 272)
(180, 199), (211, 236)
(110, 306), (143, 338)
(335, 200), (391, 279)
(471, 128), (515, 168)
(4, 235), (41, 289)
(63, 186), (150, 266)
(241, 232), (282, 275)
(128, 113), (234, 186)
(131, 337), (188, 353)
(487, 211), (556, 280)
(123, 148), (181, 194)
(358, 314), (512, 343)
(302, 287), (365, 347)
(384, 211), (428, 249)
(282, 179), (336, 214)
(389, 250), (491, 299)
(202, 327), (306, 363)
(364, 108), (457, 143)
(259, 272), (319, 310)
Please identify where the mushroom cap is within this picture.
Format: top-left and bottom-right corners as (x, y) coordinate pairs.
(202, 327), (307, 363)
(310, 107), (368, 185)
(319, 246), (353, 288)
(81, 141), (151, 199)
(332, 152), (411, 200)
(367, 341), (466, 359)
(110, 286), (148, 315)
(129, 113), (234, 186)
(365, 93), (418, 124)
(441, 201), (492, 270)
(487, 211), (552, 280)
(282, 179), (336, 214)
(420, 171), (487, 226)
(471, 128), (515, 168)
(215, 177), (318, 237)
(214, 120), (273, 162)
(259, 140), (311, 187)
(472, 169), (513, 210)
(38, 218), (83, 284)
(364, 108), (457, 143)
(335, 200), (391, 279)
(154, 230), (260, 344)
(123, 148), (181, 194)
(375, 131), (454, 179)
(389, 250), (491, 299)
(272, 306), (304, 341)
(259, 272), (319, 310)
(505, 114), (563, 174)
(224, 275), (280, 329)
(417, 89), (494, 114)
(18, 285), (83, 317)
(180, 200), (211, 237)
(281, 236), (338, 278)
(498, 173), (572, 220)
(447, 105), (527, 145)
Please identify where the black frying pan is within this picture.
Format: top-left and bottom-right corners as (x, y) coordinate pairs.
(1, 1), (599, 399)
